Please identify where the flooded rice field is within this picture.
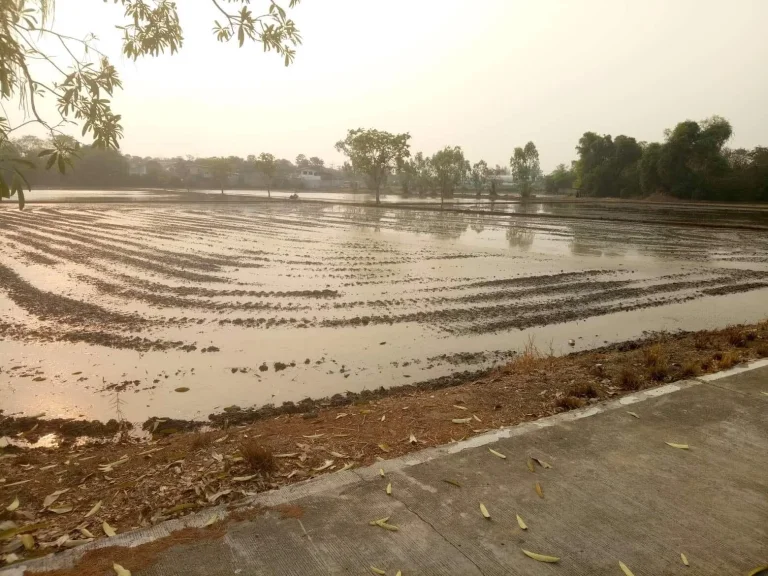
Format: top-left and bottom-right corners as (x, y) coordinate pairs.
(1, 199), (767, 423)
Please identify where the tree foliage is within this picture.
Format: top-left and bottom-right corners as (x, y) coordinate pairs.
(335, 128), (411, 204)
(430, 146), (468, 205)
(254, 152), (277, 196)
(470, 160), (489, 196)
(510, 142), (541, 199)
(0, 0), (302, 208)
(544, 163), (575, 193)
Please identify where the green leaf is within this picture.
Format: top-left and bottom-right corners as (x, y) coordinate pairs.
(57, 155), (66, 174)
(45, 154), (57, 170)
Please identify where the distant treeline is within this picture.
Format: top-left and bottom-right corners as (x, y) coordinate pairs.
(547, 116), (768, 202)
(0, 135), (337, 190)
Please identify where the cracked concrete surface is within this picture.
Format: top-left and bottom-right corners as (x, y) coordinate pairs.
(6, 361), (768, 576)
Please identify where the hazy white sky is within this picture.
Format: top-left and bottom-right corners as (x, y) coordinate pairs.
(17, 0), (768, 170)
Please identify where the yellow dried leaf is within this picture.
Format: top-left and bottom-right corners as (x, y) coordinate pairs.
(79, 527), (94, 539)
(535, 482), (544, 498)
(113, 563), (131, 576)
(312, 460), (334, 472)
(20, 534), (34, 550)
(386, 483), (392, 496)
(374, 519), (399, 531)
(43, 489), (69, 508)
(443, 479), (461, 488)
(522, 549), (560, 563)
(380, 415), (386, 422)
(681, 552), (689, 566)
(747, 566), (768, 576)
(370, 567), (386, 575)
(395, 572), (402, 576)
(479, 503), (490, 519)
(6, 496), (19, 512)
(516, 514), (527, 530)
(379, 468), (385, 477)
(84, 500), (102, 518)
(527, 458), (535, 472)
(453, 404), (467, 410)
(409, 433), (417, 445)
(233, 475), (258, 482)
(452, 418), (471, 424)
(488, 448), (506, 459)
(473, 414), (481, 422)
(359, 409), (371, 414)
(627, 411), (640, 419)
(368, 516), (390, 526)
(204, 514), (220, 527)
(103, 521), (117, 537)
(48, 505), (73, 514)
(378, 443), (391, 453)
(619, 561), (635, 576)
(666, 442), (690, 450)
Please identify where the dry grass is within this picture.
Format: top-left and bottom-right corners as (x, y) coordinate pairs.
(239, 440), (276, 475)
(555, 396), (585, 411)
(643, 343), (664, 366)
(756, 343), (768, 357)
(643, 343), (669, 381)
(718, 350), (741, 369)
(569, 382), (599, 398)
(618, 365), (642, 390)
(190, 431), (216, 451)
(724, 326), (747, 348)
(693, 333), (712, 350)
(681, 360), (701, 378)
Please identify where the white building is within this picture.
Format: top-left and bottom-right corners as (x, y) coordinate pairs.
(299, 168), (323, 189)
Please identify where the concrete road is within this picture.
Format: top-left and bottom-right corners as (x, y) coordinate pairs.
(8, 362), (768, 576)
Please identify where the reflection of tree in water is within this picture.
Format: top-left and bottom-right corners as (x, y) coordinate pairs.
(506, 226), (535, 250)
(388, 208), (469, 240)
(568, 221), (626, 258)
(336, 205), (386, 232)
(470, 214), (486, 234)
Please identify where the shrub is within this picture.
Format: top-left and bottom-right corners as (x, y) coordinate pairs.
(718, 350), (740, 369)
(190, 431), (215, 451)
(681, 361), (700, 378)
(555, 396), (585, 411)
(569, 382), (598, 398)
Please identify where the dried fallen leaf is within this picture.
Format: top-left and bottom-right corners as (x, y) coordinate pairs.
(532, 457), (552, 469)
(526, 458), (535, 472)
(627, 411), (640, 419)
(522, 549), (560, 563)
(681, 552), (689, 566)
(378, 444), (391, 453)
(473, 414), (481, 422)
(339, 462), (354, 472)
(395, 571), (402, 576)
(516, 514), (527, 530)
(98, 455), (129, 473)
(329, 451), (348, 458)
(488, 448), (506, 459)
(6, 497), (19, 512)
(207, 490), (232, 504)
(619, 561), (635, 575)
(666, 442), (690, 450)
(312, 460), (334, 472)
(43, 489), (69, 508)
(370, 567), (386, 575)
(409, 433), (417, 445)
(102, 521), (117, 537)
(453, 404), (468, 410)
(480, 503), (490, 519)
(443, 479), (461, 488)
(302, 433), (325, 440)
(368, 516), (390, 526)
(20, 534), (34, 550)
(113, 563), (131, 576)
(380, 415), (386, 422)
(275, 453), (299, 459)
(372, 519), (399, 531)
(174, 387), (189, 393)
(379, 468), (385, 477)
(747, 566), (768, 576)
(535, 482), (544, 498)
(4, 553), (19, 564)
(204, 514), (221, 527)
(48, 506), (73, 515)
(386, 483), (392, 496)
(79, 528), (94, 539)
(452, 418), (471, 424)
(232, 474), (257, 482)
(84, 500), (102, 518)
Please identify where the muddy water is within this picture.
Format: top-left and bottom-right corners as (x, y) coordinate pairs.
(1, 201), (767, 422)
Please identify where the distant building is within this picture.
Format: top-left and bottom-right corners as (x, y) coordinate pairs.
(298, 168), (323, 189)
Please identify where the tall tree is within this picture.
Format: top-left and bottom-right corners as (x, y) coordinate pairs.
(295, 154), (309, 168)
(431, 146), (469, 206)
(255, 153), (277, 197)
(396, 157), (417, 195)
(510, 142), (541, 199)
(206, 157), (233, 194)
(308, 156), (324, 168)
(470, 160), (489, 196)
(0, 0), (303, 208)
(335, 128), (411, 204)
